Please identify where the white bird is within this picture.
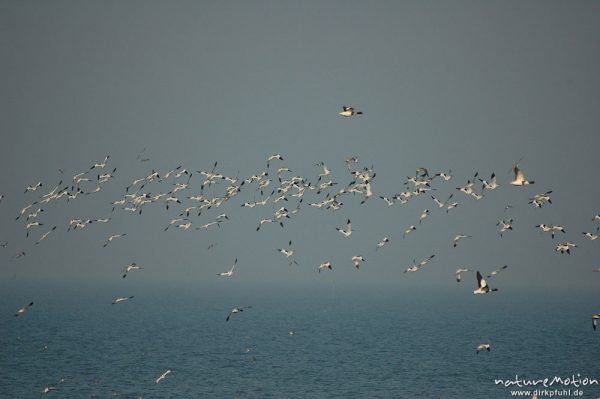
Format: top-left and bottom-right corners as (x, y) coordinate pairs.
(25, 221), (43, 237)
(35, 226), (57, 245)
(25, 182), (43, 193)
(476, 343), (491, 354)
(404, 265), (419, 273)
(419, 209), (429, 224)
(318, 261), (332, 273)
(376, 236), (389, 250)
(487, 265), (508, 279)
(103, 233), (126, 247)
(266, 154), (284, 168)
(91, 155), (110, 169)
(155, 369), (171, 384)
(256, 218), (275, 231)
(593, 314), (600, 331)
(474, 271), (498, 295)
(226, 306), (250, 321)
(497, 219), (513, 237)
(316, 162), (331, 180)
(555, 241), (577, 254)
(122, 263), (143, 279)
(551, 225), (566, 238)
(379, 196), (395, 206)
(217, 259), (237, 277)
(441, 201), (458, 214)
(453, 234), (471, 248)
(510, 161), (534, 186)
(529, 191), (552, 208)
(352, 255), (365, 270)
(404, 255), (435, 273)
(276, 241), (297, 265)
(336, 219), (352, 237)
(15, 301), (33, 317)
(431, 194), (453, 208)
(434, 170), (453, 181)
(403, 226), (416, 239)
(40, 385), (58, 395)
(338, 106), (363, 117)
(479, 173), (499, 191)
(112, 296), (134, 305)
(455, 268), (472, 282)
(277, 240), (294, 258)
(582, 227), (599, 241)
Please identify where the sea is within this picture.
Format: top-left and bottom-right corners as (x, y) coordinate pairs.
(1, 280), (599, 398)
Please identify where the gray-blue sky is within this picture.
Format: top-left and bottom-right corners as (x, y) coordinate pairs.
(1, 1), (600, 289)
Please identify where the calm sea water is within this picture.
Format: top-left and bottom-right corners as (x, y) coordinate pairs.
(1, 281), (599, 398)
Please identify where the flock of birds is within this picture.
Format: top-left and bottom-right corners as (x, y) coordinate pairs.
(4, 107), (599, 397)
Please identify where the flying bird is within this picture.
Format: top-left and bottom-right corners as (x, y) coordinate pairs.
(474, 271), (498, 295)
(103, 233), (126, 247)
(593, 314), (600, 331)
(352, 255), (365, 270)
(35, 226), (57, 245)
(497, 219), (513, 238)
(476, 343), (491, 354)
(155, 369), (172, 384)
(112, 296), (134, 305)
(15, 301), (33, 317)
(510, 160), (534, 186)
(217, 259), (237, 277)
(336, 219), (352, 237)
(318, 262), (333, 273)
(555, 241), (577, 254)
(455, 268), (472, 282)
(487, 265), (508, 279)
(479, 173), (499, 191)
(582, 227), (599, 241)
(403, 226), (416, 239)
(376, 237), (389, 250)
(453, 234), (471, 248)
(338, 106), (363, 117)
(226, 306), (251, 321)
(122, 263), (143, 279)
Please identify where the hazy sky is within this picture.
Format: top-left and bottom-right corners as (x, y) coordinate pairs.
(2, 1), (600, 290)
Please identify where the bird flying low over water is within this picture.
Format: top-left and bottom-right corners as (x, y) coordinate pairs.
(338, 106), (363, 117)
(474, 271), (498, 295)
(112, 296), (134, 304)
(15, 301), (33, 317)
(155, 369), (171, 384)
(476, 343), (491, 354)
(593, 314), (600, 331)
(226, 306), (251, 321)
